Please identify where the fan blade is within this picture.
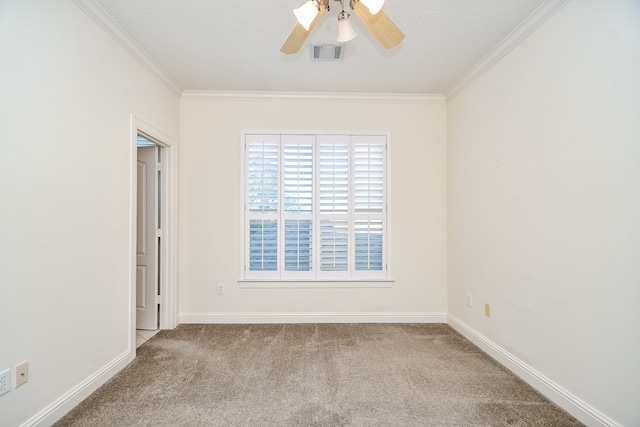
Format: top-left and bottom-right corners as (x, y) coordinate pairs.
(280, 23), (310, 54)
(351, 1), (404, 49)
(280, 8), (326, 54)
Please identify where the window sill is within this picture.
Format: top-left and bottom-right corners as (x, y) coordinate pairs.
(238, 279), (394, 289)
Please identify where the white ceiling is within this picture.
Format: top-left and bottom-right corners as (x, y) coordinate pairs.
(92, 0), (547, 94)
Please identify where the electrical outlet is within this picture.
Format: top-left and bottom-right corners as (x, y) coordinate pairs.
(15, 361), (28, 388)
(217, 283), (225, 294)
(467, 294), (473, 307)
(0, 368), (10, 396)
(485, 303), (491, 317)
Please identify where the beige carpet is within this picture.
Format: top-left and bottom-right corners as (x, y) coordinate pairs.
(55, 324), (583, 426)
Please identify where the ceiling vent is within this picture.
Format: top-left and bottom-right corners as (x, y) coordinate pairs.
(311, 44), (344, 61)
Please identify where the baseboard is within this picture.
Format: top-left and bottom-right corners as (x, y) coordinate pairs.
(20, 350), (131, 427)
(179, 311), (447, 324)
(447, 315), (620, 427)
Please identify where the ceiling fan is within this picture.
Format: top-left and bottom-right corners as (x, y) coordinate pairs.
(280, 0), (405, 54)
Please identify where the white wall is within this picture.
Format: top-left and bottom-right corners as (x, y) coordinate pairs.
(0, 1), (179, 425)
(179, 96), (447, 320)
(447, 0), (640, 425)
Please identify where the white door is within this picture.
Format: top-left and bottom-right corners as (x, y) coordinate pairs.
(136, 146), (159, 330)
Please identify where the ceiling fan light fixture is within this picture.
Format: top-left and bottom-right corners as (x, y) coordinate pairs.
(360, 0), (385, 15)
(294, 0), (320, 31)
(337, 11), (357, 42)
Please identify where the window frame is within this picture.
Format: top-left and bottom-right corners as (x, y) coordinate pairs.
(240, 130), (393, 285)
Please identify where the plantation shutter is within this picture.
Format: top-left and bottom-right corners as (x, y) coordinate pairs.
(242, 132), (388, 281)
(352, 135), (386, 275)
(246, 135), (280, 278)
(318, 136), (350, 275)
(282, 135), (314, 277)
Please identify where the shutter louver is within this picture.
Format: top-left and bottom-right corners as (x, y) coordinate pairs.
(355, 219), (383, 271)
(354, 143), (384, 214)
(284, 142), (313, 214)
(248, 140), (279, 214)
(249, 219), (278, 271)
(320, 219), (348, 271)
(319, 142), (349, 214)
(285, 219), (312, 271)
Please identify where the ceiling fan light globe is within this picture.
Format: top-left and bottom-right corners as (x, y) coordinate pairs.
(360, 0), (385, 15)
(294, 1), (319, 31)
(337, 14), (357, 42)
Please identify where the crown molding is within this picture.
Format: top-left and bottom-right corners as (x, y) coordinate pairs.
(72, 0), (182, 96)
(445, 0), (571, 100)
(181, 90), (446, 104)
(73, 0), (569, 103)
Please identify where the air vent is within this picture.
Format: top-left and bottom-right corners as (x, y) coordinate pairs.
(311, 44), (345, 61)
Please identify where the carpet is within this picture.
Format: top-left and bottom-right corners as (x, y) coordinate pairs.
(55, 323), (583, 426)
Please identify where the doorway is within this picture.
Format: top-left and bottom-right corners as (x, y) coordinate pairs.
(136, 139), (160, 341)
(130, 116), (177, 359)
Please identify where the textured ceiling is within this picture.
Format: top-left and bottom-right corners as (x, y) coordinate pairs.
(92, 0), (547, 94)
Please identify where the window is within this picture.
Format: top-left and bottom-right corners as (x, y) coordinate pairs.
(242, 132), (390, 282)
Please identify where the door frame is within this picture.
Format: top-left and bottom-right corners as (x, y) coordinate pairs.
(129, 115), (178, 360)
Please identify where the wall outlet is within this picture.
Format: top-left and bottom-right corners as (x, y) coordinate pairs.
(0, 368), (10, 396)
(15, 361), (28, 388)
(467, 294), (473, 307)
(485, 303), (491, 317)
(217, 283), (225, 294)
